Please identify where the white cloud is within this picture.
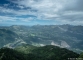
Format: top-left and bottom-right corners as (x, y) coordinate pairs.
(0, 15), (34, 22)
(0, 6), (36, 16)
(0, 16), (16, 21)
(0, 0), (83, 25)
(12, 0), (83, 20)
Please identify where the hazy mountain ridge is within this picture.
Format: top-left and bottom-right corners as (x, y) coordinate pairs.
(0, 28), (27, 48)
(0, 29), (19, 48)
(0, 25), (83, 53)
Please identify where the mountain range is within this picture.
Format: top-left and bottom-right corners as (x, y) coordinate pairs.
(0, 24), (83, 53)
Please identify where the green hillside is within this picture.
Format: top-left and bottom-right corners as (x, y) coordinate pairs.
(15, 45), (79, 60)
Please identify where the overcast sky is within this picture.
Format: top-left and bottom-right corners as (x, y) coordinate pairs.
(0, 0), (83, 26)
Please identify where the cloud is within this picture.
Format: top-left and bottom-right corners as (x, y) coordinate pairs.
(0, 6), (37, 16)
(0, 15), (34, 23)
(10, 0), (83, 19)
(0, 0), (83, 25)
(0, 16), (16, 21)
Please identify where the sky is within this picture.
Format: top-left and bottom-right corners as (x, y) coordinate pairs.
(0, 0), (83, 26)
